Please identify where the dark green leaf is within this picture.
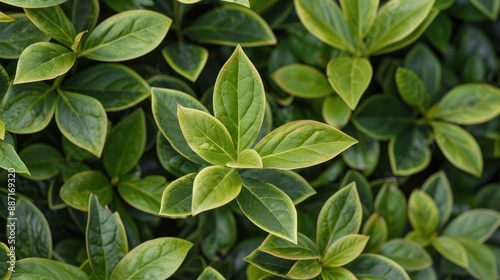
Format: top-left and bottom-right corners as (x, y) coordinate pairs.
(422, 171), (453, 228)
(0, 13), (50, 59)
(15, 258), (89, 279)
(345, 254), (410, 280)
(362, 213), (388, 253)
(403, 43), (441, 96)
(61, 0), (99, 33)
(156, 132), (199, 177)
(118, 176), (166, 215)
(19, 143), (64, 180)
(60, 171), (113, 211)
(471, 0), (500, 20)
(375, 184), (407, 239)
(244, 249), (296, 277)
(389, 127), (431, 176)
(14, 199), (52, 258)
(425, 13), (452, 53)
(103, 0), (154, 12)
(162, 42), (208, 82)
(380, 239), (432, 271)
(341, 125), (380, 176)
(395, 68), (429, 111)
(24, 5), (76, 48)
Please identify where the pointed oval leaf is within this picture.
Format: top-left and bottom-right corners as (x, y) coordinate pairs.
(374, 184), (407, 239)
(0, 13), (50, 59)
(156, 132), (199, 177)
(60, 171), (113, 211)
(442, 209), (500, 242)
(14, 42), (75, 84)
(0, 12), (14, 22)
(237, 177), (297, 243)
(162, 42), (208, 82)
(0, 141), (30, 174)
(345, 254), (410, 280)
(432, 236), (468, 268)
(118, 176), (166, 216)
(340, 0), (379, 42)
(259, 233), (319, 260)
(109, 238), (193, 280)
(341, 125), (380, 176)
(323, 234), (370, 267)
(455, 237), (497, 280)
(395, 67), (429, 111)
(403, 43), (441, 97)
(214, 45), (266, 153)
(178, 105), (236, 165)
(317, 183), (362, 254)
(0, 83), (55, 134)
(340, 170), (373, 211)
(56, 91), (107, 157)
(322, 95), (351, 129)
(327, 57), (372, 110)
(322, 267), (357, 280)
(159, 173), (196, 218)
(227, 149), (262, 169)
(81, 10), (172, 61)
(380, 239), (432, 271)
(389, 127), (431, 176)
(0, 0), (67, 8)
(287, 259), (322, 279)
(185, 5), (276, 47)
(271, 64), (333, 99)
(432, 121), (483, 177)
(15, 199), (52, 258)
(197, 266), (225, 280)
(15, 258), (89, 279)
(19, 143), (64, 180)
(362, 213), (388, 253)
(61, 0), (99, 33)
(422, 171), (453, 228)
(254, 120), (357, 170)
(24, 5), (76, 48)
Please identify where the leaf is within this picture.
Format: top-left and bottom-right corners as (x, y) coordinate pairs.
(14, 42), (75, 84)
(0, 13), (50, 59)
(226, 149), (263, 169)
(434, 84), (500, 125)
(0, 141), (29, 174)
(346, 254), (410, 280)
(184, 5), (276, 47)
(118, 176), (166, 216)
(24, 5), (76, 48)
(374, 184), (407, 239)
(425, 13), (452, 53)
(244, 250), (296, 277)
(327, 57), (373, 110)
(287, 259), (322, 279)
(159, 173), (196, 218)
(254, 120), (357, 170)
(19, 143), (64, 180)
(432, 236), (468, 268)
(213, 45), (266, 153)
(389, 127), (431, 176)
(0, 0), (67, 8)
(109, 238), (193, 280)
(408, 190), (439, 237)
(341, 125), (380, 176)
(455, 237), (497, 280)
(178, 105), (236, 165)
(403, 43), (441, 97)
(103, 0), (154, 12)
(471, 0), (500, 20)
(322, 95), (351, 129)
(323, 234), (369, 267)
(60, 0), (99, 33)
(395, 68), (429, 111)
(365, 0), (434, 54)
(380, 239), (432, 271)
(162, 41), (208, 82)
(422, 171), (453, 228)
(0, 12), (14, 22)
(199, 207), (237, 260)
(192, 166), (242, 215)
(15, 258), (89, 279)
(151, 88), (209, 165)
(362, 213), (388, 253)
(259, 233), (319, 260)
(56, 90), (107, 157)
(340, 0), (379, 43)
(237, 177), (297, 243)
(0, 83), (55, 134)
(86, 194), (127, 279)
(81, 10), (172, 61)
(15, 199), (52, 258)
(103, 109), (146, 178)
(340, 170), (373, 211)
(156, 132), (199, 177)
(62, 64), (151, 112)
(60, 171), (113, 211)
(432, 121), (483, 177)
(442, 209), (500, 242)
(317, 183), (362, 254)
(271, 64), (333, 99)
(353, 95), (413, 140)
(294, 0), (354, 52)
(321, 267), (357, 280)
(197, 266), (225, 280)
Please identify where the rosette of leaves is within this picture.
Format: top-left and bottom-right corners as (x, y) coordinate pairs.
(153, 46), (357, 243)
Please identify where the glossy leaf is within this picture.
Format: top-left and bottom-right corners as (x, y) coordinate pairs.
(60, 171), (113, 211)
(159, 173), (196, 218)
(226, 149), (263, 169)
(61, 0), (99, 33)
(408, 190), (439, 236)
(422, 171), (453, 227)
(362, 213), (388, 253)
(432, 121), (483, 177)
(81, 10), (172, 61)
(19, 143), (64, 180)
(103, 109), (146, 178)
(340, 0), (379, 42)
(287, 259), (322, 279)
(244, 250), (296, 277)
(259, 233), (319, 260)
(14, 42), (75, 84)
(118, 176), (166, 215)
(455, 237), (497, 280)
(214, 45), (265, 153)
(395, 68), (429, 111)
(442, 209), (500, 242)
(403, 43), (441, 97)
(15, 258), (89, 279)
(327, 57), (372, 110)
(375, 184), (407, 239)
(345, 254), (410, 280)
(340, 170), (373, 211)
(185, 5), (276, 47)
(162, 42), (208, 82)
(254, 120), (357, 170)
(341, 125), (380, 176)
(0, 13), (50, 59)
(103, 0), (154, 12)
(24, 5), (76, 48)
(198, 266), (225, 280)
(237, 177), (297, 243)
(15, 199), (52, 258)
(272, 64), (332, 99)
(56, 90), (107, 157)
(156, 133), (199, 177)
(471, 0), (500, 20)
(317, 183), (362, 254)
(109, 238), (193, 280)
(321, 267), (357, 280)
(425, 13), (452, 53)
(0, 12), (14, 22)
(380, 239), (432, 271)
(199, 207), (237, 260)
(322, 95), (351, 129)
(0, 141), (30, 174)
(389, 127), (431, 176)
(432, 236), (468, 268)
(323, 234), (369, 267)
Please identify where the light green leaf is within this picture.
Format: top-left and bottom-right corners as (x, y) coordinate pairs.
(103, 108), (146, 178)
(178, 105), (236, 165)
(86, 194), (127, 279)
(321, 267), (357, 280)
(62, 64), (151, 112)
(214, 45), (265, 153)
(19, 143), (64, 180)
(408, 190), (439, 236)
(317, 183), (362, 254)
(14, 42), (75, 84)
(323, 234), (369, 267)
(176, 0), (202, 3)
(471, 0), (500, 20)
(151, 88), (209, 165)
(395, 68), (429, 111)
(455, 237), (497, 280)
(15, 258), (89, 279)
(0, 121), (4, 140)
(237, 177), (297, 243)
(327, 57), (372, 110)
(159, 173), (195, 218)
(432, 236), (468, 268)
(0, 242), (12, 279)
(432, 121), (483, 177)
(442, 209), (500, 242)
(254, 120), (357, 170)
(0, 12), (14, 22)
(422, 171), (453, 228)
(0, 140), (29, 174)
(375, 184), (407, 239)
(109, 238), (193, 280)
(362, 213), (388, 253)
(340, 0), (379, 44)
(197, 266), (225, 280)
(365, 0), (435, 54)
(434, 84), (500, 125)
(380, 239), (432, 271)
(294, 0), (354, 52)
(81, 10), (172, 61)
(221, 0), (250, 7)
(185, 5), (276, 47)
(271, 64), (333, 99)
(0, 83), (55, 134)
(118, 176), (166, 216)
(389, 127), (431, 176)
(24, 5), (76, 48)
(227, 149), (262, 169)
(0, 0), (67, 8)
(322, 95), (351, 129)
(192, 166), (242, 215)
(287, 259), (322, 279)
(56, 90), (107, 157)
(60, 171), (113, 211)
(162, 42), (208, 82)
(259, 233), (319, 260)
(0, 13), (50, 59)
(15, 199), (52, 258)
